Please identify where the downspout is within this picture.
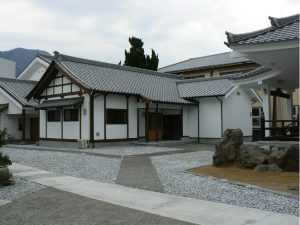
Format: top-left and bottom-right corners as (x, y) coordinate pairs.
(216, 97), (223, 137)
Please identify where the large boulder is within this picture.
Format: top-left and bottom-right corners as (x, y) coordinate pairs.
(237, 144), (269, 168)
(213, 129), (243, 166)
(277, 145), (299, 172)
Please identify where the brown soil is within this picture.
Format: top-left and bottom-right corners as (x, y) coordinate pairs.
(187, 165), (299, 195)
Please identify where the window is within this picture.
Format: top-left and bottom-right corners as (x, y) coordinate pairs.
(252, 108), (261, 117)
(47, 110), (61, 122)
(106, 109), (127, 124)
(64, 109), (79, 121)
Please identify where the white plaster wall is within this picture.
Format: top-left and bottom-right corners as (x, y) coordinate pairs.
(0, 58), (15, 78)
(106, 125), (127, 139)
(223, 88), (252, 136)
(187, 105), (198, 137)
(63, 121), (80, 139)
(128, 96), (137, 138)
(40, 110), (46, 138)
(0, 88), (22, 114)
(47, 121), (61, 139)
(198, 98), (222, 138)
(94, 95), (104, 140)
(106, 95), (126, 109)
(0, 112), (21, 139)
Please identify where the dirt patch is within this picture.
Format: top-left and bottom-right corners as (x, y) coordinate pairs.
(187, 165), (299, 195)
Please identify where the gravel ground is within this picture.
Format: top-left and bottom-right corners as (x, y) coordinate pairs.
(151, 151), (299, 216)
(0, 178), (45, 202)
(1, 147), (121, 184)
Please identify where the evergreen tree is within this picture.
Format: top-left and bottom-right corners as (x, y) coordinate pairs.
(124, 37), (159, 71)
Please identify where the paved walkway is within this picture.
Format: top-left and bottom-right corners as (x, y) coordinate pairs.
(117, 155), (164, 192)
(7, 163), (299, 225)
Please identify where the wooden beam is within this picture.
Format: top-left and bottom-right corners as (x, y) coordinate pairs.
(270, 88), (290, 99)
(89, 94), (94, 148)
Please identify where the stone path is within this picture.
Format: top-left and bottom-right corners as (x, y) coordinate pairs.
(6, 163), (298, 225)
(117, 155), (164, 192)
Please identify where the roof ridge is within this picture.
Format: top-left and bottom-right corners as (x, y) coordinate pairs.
(176, 73), (241, 84)
(0, 77), (37, 84)
(225, 14), (299, 45)
(54, 52), (183, 80)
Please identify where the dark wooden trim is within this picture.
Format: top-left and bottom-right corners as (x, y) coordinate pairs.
(94, 138), (138, 143)
(61, 76), (64, 94)
(61, 109), (63, 140)
(270, 89), (290, 99)
(39, 138), (78, 142)
(137, 108), (139, 138)
(104, 94), (107, 140)
(155, 103), (158, 142)
(126, 96), (129, 139)
(181, 105), (183, 137)
(45, 110), (47, 138)
(197, 102), (200, 143)
(79, 106), (82, 139)
(145, 103), (149, 142)
(22, 109), (26, 141)
(89, 93), (94, 148)
(47, 83), (72, 89)
(41, 91), (83, 99)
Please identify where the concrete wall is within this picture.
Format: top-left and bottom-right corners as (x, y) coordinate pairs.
(0, 58), (16, 78)
(223, 88), (252, 136)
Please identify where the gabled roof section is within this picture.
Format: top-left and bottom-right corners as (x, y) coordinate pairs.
(225, 14), (299, 46)
(230, 66), (272, 80)
(158, 52), (251, 73)
(38, 53), (53, 63)
(29, 52), (192, 104)
(0, 77), (38, 107)
(176, 74), (240, 98)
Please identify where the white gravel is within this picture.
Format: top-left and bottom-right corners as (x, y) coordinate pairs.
(1, 147), (121, 184)
(0, 178), (45, 202)
(151, 151), (299, 216)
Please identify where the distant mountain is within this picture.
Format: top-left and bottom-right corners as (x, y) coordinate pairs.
(0, 48), (51, 77)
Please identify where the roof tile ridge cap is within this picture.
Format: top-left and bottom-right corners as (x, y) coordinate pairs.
(59, 53), (182, 80)
(269, 14), (300, 27)
(176, 75), (235, 84)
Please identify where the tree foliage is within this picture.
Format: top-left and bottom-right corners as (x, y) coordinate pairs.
(124, 37), (159, 71)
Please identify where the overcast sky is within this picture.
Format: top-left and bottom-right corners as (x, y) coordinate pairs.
(0, 0), (298, 67)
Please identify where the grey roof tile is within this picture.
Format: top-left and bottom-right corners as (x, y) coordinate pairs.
(177, 75), (239, 98)
(158, 52), (251, 73)
(0, 77), (38, 107)
(35, 97), (83, 109)
(225, 14), (299, 46)
(54, 53), (191, 104)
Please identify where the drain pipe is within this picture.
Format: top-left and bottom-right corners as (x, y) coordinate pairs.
(216, 97), (223, 137)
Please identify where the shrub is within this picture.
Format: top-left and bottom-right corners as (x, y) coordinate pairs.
(0, 128), (6, 147)
(0, 152), (11, 166)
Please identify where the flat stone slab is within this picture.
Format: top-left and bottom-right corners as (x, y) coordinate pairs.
(8, 163), (299, 225)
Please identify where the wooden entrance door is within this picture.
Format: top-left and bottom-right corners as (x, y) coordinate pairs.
(147, 113), (163, 141)
(162, 115), (182, 140)
(30, 118), (39, 141)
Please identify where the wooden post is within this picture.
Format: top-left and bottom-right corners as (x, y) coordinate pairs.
(126, 96), (129, 139)
(104, 94), (107, 140)
(145, 103), (149, 142)
(260, 112), (265, 140)
(155, 103), (158, 142)
(22, 109), (26, 142)
(89, 94), (94, 148)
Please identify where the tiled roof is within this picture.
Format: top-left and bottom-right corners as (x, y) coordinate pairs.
(176, 74), (239, 98)
(35, 97), (83, 109)
(230, 66), (272, 80)
(38, 54), (53, 63)
(53, 53), (191, 104)
(158, 52), (251, 73)
(0, 77), (38, 107)
(225, 14), (299, 46)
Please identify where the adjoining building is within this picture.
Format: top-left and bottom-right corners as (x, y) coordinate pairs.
(0, 58), (16, 79)
(225, 14), (299, 141)
(26, 52), (257, 147)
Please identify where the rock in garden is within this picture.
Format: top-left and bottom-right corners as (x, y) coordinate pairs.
(267, 149), (286, 165)
(213, 129), (243, 166)
(0, 166), (11, 183)
(277, 145), (299, 172)
(237, 144), (269, 168)
(254, 163), (282, 172)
